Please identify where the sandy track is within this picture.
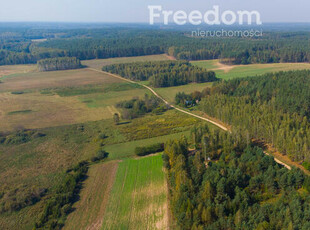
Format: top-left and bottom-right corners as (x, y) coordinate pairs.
(164, 54), (177, 61)
(212, 62), (235, 73)
(88, 68), (229, 131)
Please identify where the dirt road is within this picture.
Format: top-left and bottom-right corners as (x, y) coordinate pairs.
(88, 68), (292, 170)
(89, 68), (229, 131)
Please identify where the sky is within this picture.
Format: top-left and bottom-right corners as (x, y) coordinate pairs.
(0, 0), (309, 23)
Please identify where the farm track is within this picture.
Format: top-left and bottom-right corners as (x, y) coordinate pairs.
(88, 68), (293, 171)
(88, 68), (229, 131)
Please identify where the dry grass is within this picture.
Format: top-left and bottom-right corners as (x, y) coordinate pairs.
(0, 120), (117, 230)
(0, 68), (122, 93)
(0, 92), (121, 131)
(0, 64), (36, 79)
(0, 67), (149, 131)
(64, 161), (119, 230)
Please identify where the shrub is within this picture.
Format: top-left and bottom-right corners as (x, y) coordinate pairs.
(302, 161), (310, 171)
(162, 153), (170, 169)
(91, 149), (109, 162)
(11, 91), (24, 95)
(0, 188), (47, 214)
(3, 130), (46, 145)
(98, 133), (108, 140)
(135, 143), (164, 156)
(0, 137), (5, 144)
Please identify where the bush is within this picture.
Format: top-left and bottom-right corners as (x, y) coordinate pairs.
(98, 133), (108, 140)
(11, 91), (24, 95)
(0, 188), (47, 214)
(2, 130), (45, 145)
(302, 161), (310, 171)
(135, 143), (164, 156)
(0, 137), (5, 144)
(91, 149), (109, 162)
(162, 153), (170, 169)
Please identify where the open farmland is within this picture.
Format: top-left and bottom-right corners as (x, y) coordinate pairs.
(0, 64), (36, 79)
(0, 88), (147, 132)
(0, 116), (128, 229)
(0, 91), (121, 131)
(0, 105), (202, 229)
(0, 68), (122, 92)
(102, 155), (168, 230)
(0, 69), (149, 131)
(191, 59), (310, 80)
(64, 161), (119, 230)
(82, 54), (171, 70)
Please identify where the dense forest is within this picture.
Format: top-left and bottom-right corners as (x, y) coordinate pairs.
(37, 57), (81, 71)
(1, 25), (310, 65)
(163, 125), (310, 230)
(103, 61), (218, 87)
(188, 70), (310, 162)
(168, 33), (310, 64)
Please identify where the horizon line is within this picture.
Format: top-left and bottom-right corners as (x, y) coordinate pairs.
(1, 21), (310, 25)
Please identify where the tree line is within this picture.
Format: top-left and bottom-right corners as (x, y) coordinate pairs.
(103, 61), (218, 87)
(163, 125), (310, 229)
(37, 57), (81, 71)
(34, 161), (88, 229)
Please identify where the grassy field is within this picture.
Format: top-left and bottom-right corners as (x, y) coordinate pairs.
(0, 64), (36, 79)
(105, 109), (202, 160)
(64, 161), (119, 230)
(82, 54), (170, 70)
(102, 154), (168, 230)
(191, 60), (310, 80)
(154, 82), (212, 103)
(79, 87), (147, 108)
(0, 90), (147, 132)
(0, 68), (122, 92)
(106, 131), (190, 160)
(119, 109), (200, 141)
(0, 71), (149, 131)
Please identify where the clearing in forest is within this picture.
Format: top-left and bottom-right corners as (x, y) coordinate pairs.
(191, 60), (310, 80)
